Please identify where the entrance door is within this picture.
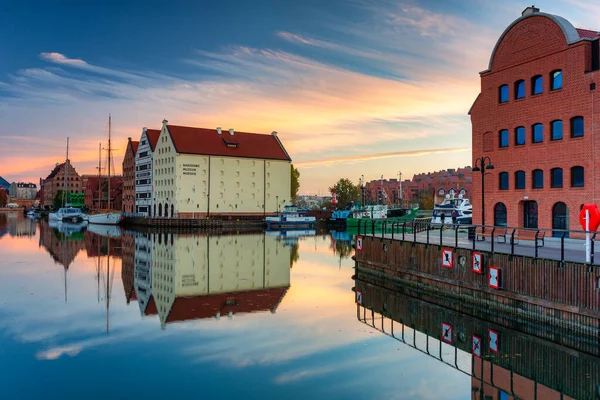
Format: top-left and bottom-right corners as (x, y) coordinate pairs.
(552, 202), (569, 238)
(523, 201), (538, 229)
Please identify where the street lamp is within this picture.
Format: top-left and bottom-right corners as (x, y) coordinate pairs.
(359, 175), (365, 206)
(471, 156), (494, 229)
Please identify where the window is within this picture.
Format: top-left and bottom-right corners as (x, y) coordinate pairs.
(532, 75), (543, 95)
(515, 126), (525, 145)
(532, 123), (543, 143)
(551, 168), (563, 188)
(499, 130), (509, 148)
(551, 120), (563, 140)
(515, 171), (525, 189)
(550, 70), (562, 90)
(499, 84), (509, 103)
(532, 169), (543, 188)
(514, 80), (525, 99)
(499, 172), (509, 190)
(571, 116), (584, 137)
(571, 166), (584, 187)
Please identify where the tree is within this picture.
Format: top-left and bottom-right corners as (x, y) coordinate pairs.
(0, 189), (7, 207)
(291, 164), (300, 203)
(329, 178), (361, 210)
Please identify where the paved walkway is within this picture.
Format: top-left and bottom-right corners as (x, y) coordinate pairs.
(363, 228), (600, 265)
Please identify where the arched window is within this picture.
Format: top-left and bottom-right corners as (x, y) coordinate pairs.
(499, 84), (509, 103)
(499, 172), (509, 190)
(158, 203), (162, 217)
(551, 168), (563, 188)
(550, 70), (562, 90)
(571, 166), (584, 187)
(515, 126), (525, 145)
(532, 123), (543, 143)
(571, 116), (584, 138)
(171, 204), (174, 217)
(499, 129), (509, 148)
(164, 203), (169, 217)
(494, 203), (507, 227)
(532, 169), (543, 189)
(551, 120), (563, 141)
(515, 171), (526, 189)
(514, 80), (525, 99)
(531, 75), (543, 95)
(552, 202), (569, 238)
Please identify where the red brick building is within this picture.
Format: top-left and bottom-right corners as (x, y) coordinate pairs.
(470, 7), (600, 234)
(81, 175), (124, 212)
(39, 160), (82, 209)
(122, 138), (139, 214)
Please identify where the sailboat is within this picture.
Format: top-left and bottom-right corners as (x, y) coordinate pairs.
(89, 115), (122, 225)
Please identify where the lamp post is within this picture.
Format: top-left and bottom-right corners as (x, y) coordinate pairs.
(471, 156), (494, 230)
(359, 175), (365, 206)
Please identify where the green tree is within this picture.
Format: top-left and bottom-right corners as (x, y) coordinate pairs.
(53, 190), (72, 210)
(329, 178), (361, 210)
(291, 164), (300, 203)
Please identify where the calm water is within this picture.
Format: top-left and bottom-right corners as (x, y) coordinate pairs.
(1, 213), (593, 399)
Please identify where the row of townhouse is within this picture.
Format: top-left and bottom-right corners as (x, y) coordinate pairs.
(122, 119), (292, 218)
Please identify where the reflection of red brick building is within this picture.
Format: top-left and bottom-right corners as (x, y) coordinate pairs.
(470, 7), (600, 231)
(83, 231), (122, 258)
(39, 160), (82, 209)
(38, 222), (86, 268)
(122, 138), (139, 214)
(82, 175), (123, 212)
(121, 233), (135, 303)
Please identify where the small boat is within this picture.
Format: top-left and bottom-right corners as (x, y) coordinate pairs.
(266, 205), (316, 229)
(26, 209), (41, 218)
(49, 207), (87, 223)
(345, 204), (388, 229)
(431, 194), (472, 227)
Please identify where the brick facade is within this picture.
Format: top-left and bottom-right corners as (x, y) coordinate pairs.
(470, 7), (600, 234)
(122, 138), (139, 213)
(39, 160), (82, 209)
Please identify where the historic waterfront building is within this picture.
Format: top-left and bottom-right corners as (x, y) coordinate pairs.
(122, 138), (139, 214)
(8, 182), (37, 200)
(470, 7), (600, 234)
(39, 160), (82, 209)
(152, 120), (292, 218)
(134, 127), (160, 216)
(81, 175), (124, 212)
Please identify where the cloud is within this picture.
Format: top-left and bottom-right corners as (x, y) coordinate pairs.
(40, 52), (89, 68)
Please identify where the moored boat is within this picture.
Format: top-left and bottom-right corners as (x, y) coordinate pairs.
(49, 207), (87, 223)
(431, 194), (472, 226)
(266, 205), (316, 229)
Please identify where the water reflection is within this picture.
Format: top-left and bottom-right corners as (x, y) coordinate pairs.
(0, 212), (36, 238)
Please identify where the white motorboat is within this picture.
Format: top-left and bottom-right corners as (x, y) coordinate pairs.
(88, 211), (122, 226)
(48, 219), (88, 235)
(87, 222), (122, 238)
(266, 205), (316, 229)
(431, 193), (473, 226)
(49, 207), (87, 223)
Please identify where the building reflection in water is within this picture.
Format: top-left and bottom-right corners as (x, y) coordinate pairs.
(128, 231), (299, 329)
(0, 212), (37, 238)
(354, 277), (600, 400)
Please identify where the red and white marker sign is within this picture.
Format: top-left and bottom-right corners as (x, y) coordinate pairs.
(472, 335), (482, 358)
(356, 290), (363, 305)
(441, 248), (453, 269)
(441, 322), (453, 343)
(472, 252), (483, 274)
(489, 266), (501, 289)
(488, 328), (499, 353)
(356, 236), (363, 251)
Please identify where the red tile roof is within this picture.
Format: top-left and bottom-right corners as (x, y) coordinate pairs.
(577, 28), (600, 39)
(165, 287), (288, 324)
(130, 140), (139, 155)
(146, 129), (160, 151)
(166, 125), (291, 161)
(145, 295), (158, 316)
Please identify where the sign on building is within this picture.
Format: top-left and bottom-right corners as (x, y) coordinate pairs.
(472, 252), (483, 274)
(488, 328), (499, 353)
(356, 290), (363, 305)
(472, 335), (482, 358)
(441, 322), (453, 343)
(441, 248), (453, 269)
(489, 266), (502, 289)
(356, 236), (363, 251)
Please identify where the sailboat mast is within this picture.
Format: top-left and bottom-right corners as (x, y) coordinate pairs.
(63, 137), (69, 207)
(108, 115), (112, 210)
(106, 239), (110, 333)
(97, 142), (102, 210)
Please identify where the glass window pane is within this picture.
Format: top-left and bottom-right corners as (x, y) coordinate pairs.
(572, 166), (584, 187)
(533, 170), (543, 188)
(551, 168), (563, 188)
(499, 85), (508, 103)
(532, 124), (543, 143)
(499, 130), (509, 147)
(516, 171), (525, 189)
(515, 80), (525, 99)
(499, 173), (508, 190)
(551, 120), (563, 140)
(515, 127), (525, 145)
(532, 76), (543, 95)
(572, 117), (584, 137)
(552, 70), (562, 90)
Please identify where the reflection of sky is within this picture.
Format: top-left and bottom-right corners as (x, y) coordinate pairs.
(0, 217), (468, 399)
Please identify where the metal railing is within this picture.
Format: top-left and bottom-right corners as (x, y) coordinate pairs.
(356, 221), (600, 266)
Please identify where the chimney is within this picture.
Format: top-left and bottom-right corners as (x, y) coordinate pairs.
(143, 127), (147, 134)
(216, 127), (222, 135)
(271, 131), (278, 136)
(162, 119), (168, 126)
(229, 128), (234, 136)
(522, 6), (539, 16)
(128, 137), (131, 141)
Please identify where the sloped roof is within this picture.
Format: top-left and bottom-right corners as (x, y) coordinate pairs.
(131, 140), (139, 155)
(576, 28), (600, 39)
(166, 125), (291, 161)
(146, 129), (161, 151)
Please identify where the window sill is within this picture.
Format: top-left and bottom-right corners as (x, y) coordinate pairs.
(570, 135), (585, 140)
(550, 138), (563, 142)
(531, 92), (543, 97)
(531, 141), (544, 145)
(515, 144), (526, 147)
(550, 186), (563, 189)
(570, 186), (585, 189)
(549, 88), (563, 93)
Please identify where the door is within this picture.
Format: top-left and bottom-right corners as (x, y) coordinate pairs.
(523, 201), (538, 229)
(552, 202), (568, 238)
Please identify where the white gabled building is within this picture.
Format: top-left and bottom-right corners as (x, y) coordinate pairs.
(152, 120), (292, 219)
(134, 127), (160, 216)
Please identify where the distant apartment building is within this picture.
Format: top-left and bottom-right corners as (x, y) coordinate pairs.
(81, 175), (124, 212)
(152, 120), (291, 218)
(122, 138), (139, 214)
(151, 232), (290, 328)
(39, 160), (82, 209)
(134, 127), (160, 216)
(296, 194), (332, 208)
(9, 182), (37, 199)
(470, 7), (600, 232)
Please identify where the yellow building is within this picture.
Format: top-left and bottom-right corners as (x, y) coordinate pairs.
(150, 232), (291, 328)
(152, 120), (292, 218)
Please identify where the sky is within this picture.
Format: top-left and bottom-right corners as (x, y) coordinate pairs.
(1, 0), (599, 194)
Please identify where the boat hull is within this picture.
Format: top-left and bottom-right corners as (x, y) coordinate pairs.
(88, 212), (122, 225)
(265, 216), (316, 229)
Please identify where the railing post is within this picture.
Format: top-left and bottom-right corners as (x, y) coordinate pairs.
(560, 232), (566, 268)
(454, 225), (458, 249)
(591, 232), (597, 266)
(391, 222), (395, 240)
(491, 227), (496, 254)
(381, 221), (386, 239)
(402, 222), (406, 241)
(439, 224), (443, 247)
(358, 219), (361, 235)
(426, 223), (430, 245)
(372, 220), (375, 236)
(534, 230), (539, 259)
(413, 221), (417, 243)
(511, 228), (516, 255)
